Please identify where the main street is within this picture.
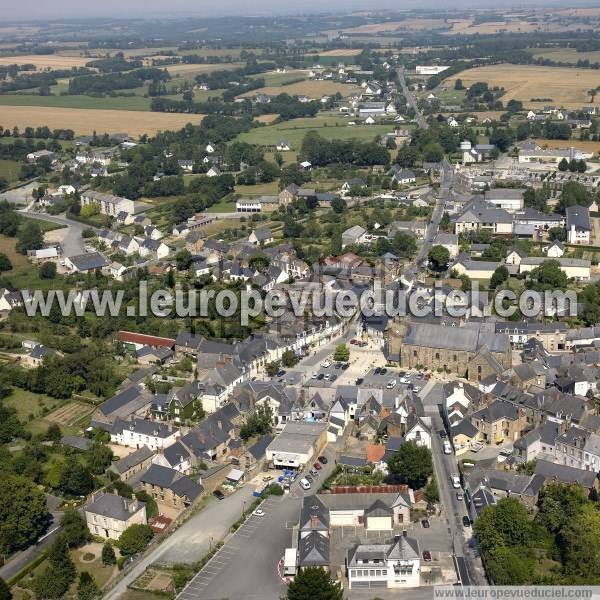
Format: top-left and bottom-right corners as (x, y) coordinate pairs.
(397, 67), (453, 286)
(421, 381), (487, 586)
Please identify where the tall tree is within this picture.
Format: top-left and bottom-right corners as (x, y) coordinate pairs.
(386, 441), (433, 489)
(286, 566), (343, 600)
(0, 474), (51, 554)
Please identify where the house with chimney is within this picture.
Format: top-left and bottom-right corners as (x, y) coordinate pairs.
(84, 493), (147, 540)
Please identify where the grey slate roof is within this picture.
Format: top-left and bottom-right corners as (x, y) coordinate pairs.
(111, 445), (154, 474)
(85, 493), (145, 521)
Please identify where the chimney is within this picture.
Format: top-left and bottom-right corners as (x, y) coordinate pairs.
(402, 529), (408, 537)
(311, 514), (318, 529)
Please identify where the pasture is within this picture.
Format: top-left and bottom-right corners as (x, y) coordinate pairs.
(0, 105), (200, 137)
(238, 79), (359, 99)
(165, 62), (244, 77)
(0, 159), (21, 183)
(0, 54), (90, 69)
(444, 64), (600, 109)
(0, 94), (151, 111)
(236, 115), (393, 148)
(529, 47), (600, 64)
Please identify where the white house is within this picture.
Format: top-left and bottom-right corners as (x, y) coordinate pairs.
(206, 166), (222, 178)
(404, 416), (432, 449)
(566, 204), (591, 245)
(347, 535), (420, 589)
(546, 240), (565, 258)
(110, 418), (180, 451)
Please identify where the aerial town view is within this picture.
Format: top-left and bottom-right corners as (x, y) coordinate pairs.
(1, 1), (600, 599)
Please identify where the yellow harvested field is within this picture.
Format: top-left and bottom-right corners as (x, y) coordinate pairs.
(165, 62), (244, 75)
(532, 139), (600, 154)
(331, 18), (447, 34)
(239, 80), (359, 98)
(0, 106), (201, 137)
(317, 49), (364, 57)
(444, 64), (600, 109)
(0, 54), (90, 69)
(255, 114), (279, 124)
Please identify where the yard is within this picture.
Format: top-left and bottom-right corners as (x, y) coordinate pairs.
(238, 79), (360, 99)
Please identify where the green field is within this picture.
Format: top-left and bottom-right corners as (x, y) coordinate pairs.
(237, 116), (396, 148)
(0, 93), (151, 111)
(0, 159), (21, 182)
(528, 47), (600, 64)
(251, 71), (307, 86)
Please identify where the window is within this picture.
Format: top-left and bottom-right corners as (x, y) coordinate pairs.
(435, 352), (440, 360)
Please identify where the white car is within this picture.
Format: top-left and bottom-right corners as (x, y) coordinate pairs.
(300, 478), (311, 490)
(443, 440), (452, 455)
(470, 441), (484, 452)
(399, 377), (410, 384)
(386, 379), (397, 389)
(311, 372), (318, 380)
(321, 360), (332, 368)
(451, 474), (461, 489)
(253, 508), (265, 517)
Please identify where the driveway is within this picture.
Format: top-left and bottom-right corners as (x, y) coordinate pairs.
(19, 210), (96, 257)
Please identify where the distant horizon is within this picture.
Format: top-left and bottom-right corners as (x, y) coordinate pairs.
(2, 0), (600, 23)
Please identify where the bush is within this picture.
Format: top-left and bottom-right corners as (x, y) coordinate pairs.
(117, 524), (153, 556)
(39, 261), (57, 279)
(101, 541), (116, 566)
(82, 552), (95, 561)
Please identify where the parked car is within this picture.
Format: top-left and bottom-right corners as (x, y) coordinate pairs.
(213, 489), (225, 501)
(439, 429), (447, 438)
(380, 367), (387, 375)
(451, 474), (461, 489)
(313, 462), (322, 470)
(342, 363), (350, 370)
(399, 376), (410, 384)
(329, 374), (337, 382)
(321, 360), (331, 368)
(310, 469), (318, 477)
(456, 492), (464, 501)
(253, 508), (265, 517)
(443, 440), (452, 455)
(311, 372), (318, 379)
(422, 550), (432, 562)
(318, 456), (328, 464)
(421, 519), (430, 528)
(305, 474), (313, 483)
(317, 373), (324, 380)
(300, 478), (311, 490)
(276, 369), (285, 377)
(323, 373), (331, 381)
(355, 378), (364, 385)
(350, 339), (358, 345)
(374, 367), (381, 375)
(462, 516), (472, 527)
(386, 379), (397, 389)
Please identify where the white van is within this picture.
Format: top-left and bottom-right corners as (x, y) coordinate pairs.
(300, 478), (311, 490)
(443, 440), (452, 455)
(451, 474), (461, 489)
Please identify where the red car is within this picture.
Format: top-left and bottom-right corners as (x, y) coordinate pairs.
(350, 339), (358, 345)
(422, 550), (432, 562)
(313, 462), (322, 470)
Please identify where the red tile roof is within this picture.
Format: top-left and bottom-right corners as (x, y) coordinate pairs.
(117, 331), (176, 348)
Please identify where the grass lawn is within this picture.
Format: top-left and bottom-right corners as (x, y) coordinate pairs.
(234, 181), (279, 196)
(236, 116), (392, 148)
(0, 159), (21, 183)
(0, 94), (151, 111)
(0, 233), (28, 270)
(3, 387), (67, 434)
(205, 199), (238, 213)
